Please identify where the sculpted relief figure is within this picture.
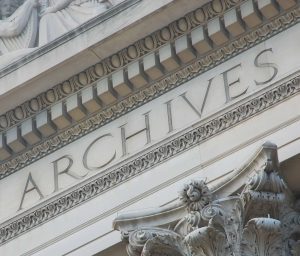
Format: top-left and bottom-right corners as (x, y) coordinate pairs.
(38, 0), (112, 45)
(0, 0), (114, 67)
(0, 0), (38, 66)
(0, 0), (38, 51)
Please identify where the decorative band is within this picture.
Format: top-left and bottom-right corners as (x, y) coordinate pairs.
(0, 7), (299, 178)
(0, 0), (248, 132)
(0, 71), (299, 245)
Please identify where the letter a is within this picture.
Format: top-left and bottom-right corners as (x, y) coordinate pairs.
(18, 173), (44, 211)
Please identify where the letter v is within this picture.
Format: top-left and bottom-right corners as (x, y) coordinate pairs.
(179, 77), (213, 118)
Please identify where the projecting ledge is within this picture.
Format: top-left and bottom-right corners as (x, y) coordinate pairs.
(0, 0), (210, 115)
(113, 202), (187, 233)
(113, 142), (280, 232)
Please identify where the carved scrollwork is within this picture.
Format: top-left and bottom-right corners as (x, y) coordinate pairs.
(127, 228), (186, 256)
(174, 211), (202, 236)
(127, 229), (155, 256)
(200, 203), (223, 221)
(117, 143), (300, 256)
(142, 235), (186, 256)
(246, 169), (286, 193)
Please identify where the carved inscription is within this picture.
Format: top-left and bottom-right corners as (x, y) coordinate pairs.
(0, 47), (281, 221)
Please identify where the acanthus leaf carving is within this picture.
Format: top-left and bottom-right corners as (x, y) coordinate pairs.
(241, 217), (283, 256)
(116, 143), (300, 256)
(127, 228), (186, 256)
(184, 224), (231, 256)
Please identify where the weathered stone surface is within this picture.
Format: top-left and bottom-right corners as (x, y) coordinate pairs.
(115, 143), (300, 256)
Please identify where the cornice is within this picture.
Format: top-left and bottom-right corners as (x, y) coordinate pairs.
(0, 69), (299, 245)
(0, 6), (299, 178)
(0, 0), (251, 131)
(114, 143), (295, 256)
(0, 0), (141, 77)
(113, 141), (278, 232)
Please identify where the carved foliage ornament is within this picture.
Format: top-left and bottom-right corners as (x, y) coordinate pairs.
(126, 228), (186, 256)
(0, 73), (299, 246)
(0, 0), (248, 131)
(179, 179), (212, 212)
(1, 7), (299, 178)
(0, 6), (299, 248)
(121, 146), (300, 256)
(241, 218), (283, 255)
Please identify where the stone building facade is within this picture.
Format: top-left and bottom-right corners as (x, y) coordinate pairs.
(0, 0), (299, 255)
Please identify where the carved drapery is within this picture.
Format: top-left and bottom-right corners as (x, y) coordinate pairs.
(38, 0), (112, 45)
(0, 0), (38, 53)
(0, 0), (114, 62)
(114, 142), (300, 256)
(0, 0), (115, 67)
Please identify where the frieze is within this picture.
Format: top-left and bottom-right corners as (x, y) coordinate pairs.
(0, 7), (299, 178)
(0, 0), (259, 132)
(0, 71), (299, 245)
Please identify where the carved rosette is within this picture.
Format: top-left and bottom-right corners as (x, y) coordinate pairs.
(117, 143), (300, 256)
(179, 179), (212, 212)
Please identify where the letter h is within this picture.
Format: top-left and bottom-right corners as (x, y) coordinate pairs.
(119, 112), (151, 156)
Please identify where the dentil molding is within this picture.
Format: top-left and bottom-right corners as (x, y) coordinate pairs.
(0, 73), (299, 245)
(0, 5), (299, 177)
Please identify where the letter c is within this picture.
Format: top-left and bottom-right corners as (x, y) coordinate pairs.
(83, 133), (116, 171)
